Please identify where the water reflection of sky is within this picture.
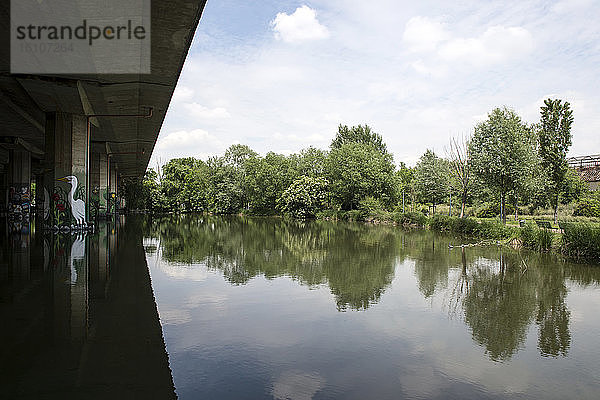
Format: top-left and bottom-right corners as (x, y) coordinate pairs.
(144, 218), (600, 400)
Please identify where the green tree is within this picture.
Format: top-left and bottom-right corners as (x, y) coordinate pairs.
(469, 107), (531, 223)
(223, 144), (258, 209)
(207, 156), (244, 214)
(326, 142), (397, 210)
(278, 176), (329, 218)
(289, 146), (327, 178)
(519, 129), (550, 214)
(121, 176), (146, 211)
(223, 144), (258, 167)
(161, 157), (209, 212)
(414, 149), (449, 214)
(538, 99), (574, 223)
(396, 163), (414, 212)
(203, 144), (259, 214)
(560, 168), (588, 205)
(331, 124), (389, 156)
(182, 161), (210, 211)
(143, 168), (168, 211)
(245, 152), (294, 214)
(508, 124), (541, 220)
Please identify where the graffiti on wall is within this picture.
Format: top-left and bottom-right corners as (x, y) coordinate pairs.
(100, 188), (108, 214)
(50, 185), (70, 229)
(90, 186), (100, 219)
(8, 185), (30, 218)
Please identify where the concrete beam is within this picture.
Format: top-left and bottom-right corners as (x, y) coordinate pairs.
(0, 91), (45, 134)
(0, 137), (44, 157)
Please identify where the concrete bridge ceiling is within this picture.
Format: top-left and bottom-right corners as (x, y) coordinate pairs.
(0, 0), (207, 178)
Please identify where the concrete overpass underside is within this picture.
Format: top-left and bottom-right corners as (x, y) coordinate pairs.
(0, 0), (207, 227)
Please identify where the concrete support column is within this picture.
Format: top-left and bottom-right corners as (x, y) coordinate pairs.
(109, 162), (117, 216)
(99, 152), (108, 217)
(116, 174), (123, 212)
(34, 173), (45, 215)
(43, 112), (89, 228)
(90, 151), (100, 220)
(7, 149), (31, 228)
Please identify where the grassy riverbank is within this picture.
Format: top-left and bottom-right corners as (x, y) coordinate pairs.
(316, 210), (600, 264)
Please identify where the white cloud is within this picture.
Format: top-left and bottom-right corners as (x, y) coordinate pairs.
(271, 5), (329, 43)
(158, 307), (191, 325)
(439, 26), (533, 66)
(403, 16), (449, 52)
(159, 262), (210, 282)
(183, 102), (231, 119)
(273, 132), (327, 144)
(152, 129), (226, 163)
(171, 85), (195, 103)
(152, 1), (600, 169)
(403, 18), (534, 76)
(410, 59), (446, 78)
(552, 0), (595, 13)
(272, 370), (326, 400)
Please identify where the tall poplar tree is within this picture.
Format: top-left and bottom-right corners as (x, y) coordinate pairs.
(538, 99), (573, 223)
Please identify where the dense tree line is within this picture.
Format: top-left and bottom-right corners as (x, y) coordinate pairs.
(123, 100), (596, 222)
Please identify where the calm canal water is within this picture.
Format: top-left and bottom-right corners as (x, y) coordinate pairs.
(145, 215), (600, 400)
(2, 215), (599, 398)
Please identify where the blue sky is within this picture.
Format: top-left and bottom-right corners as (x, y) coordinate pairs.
(151, 0), (600, 167)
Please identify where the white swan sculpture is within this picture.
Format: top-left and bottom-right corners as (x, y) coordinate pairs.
(57, 175), (86, 226)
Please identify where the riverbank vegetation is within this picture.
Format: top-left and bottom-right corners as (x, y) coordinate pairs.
(123, 99), (600, 262)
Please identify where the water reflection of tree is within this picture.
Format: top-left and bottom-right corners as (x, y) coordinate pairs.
(463, 253), (537, 361)
(409, 236), (593, 361)
(534, 255), (571, 357)
(145, 215), (600, 358)
(411, 233), (455, 298)
(319, 224), (400, 310)
(150, 215), (401, 311)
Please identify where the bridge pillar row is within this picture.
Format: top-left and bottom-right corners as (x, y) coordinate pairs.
(90, 150), (100, 220)
(116, 173), (124, 211)
(90, 144), (109, 219)
(108, 161), (117, 215)
(34, 173), (45, 216)
(99, 152), (108, 217)
(43, 112), (89, 228)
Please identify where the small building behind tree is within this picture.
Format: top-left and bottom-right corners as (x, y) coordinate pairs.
(568, 154), (600, 191)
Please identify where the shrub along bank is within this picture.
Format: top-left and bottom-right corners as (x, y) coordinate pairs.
(561, 223), (600, 262)
(323, 211), (599, 264)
